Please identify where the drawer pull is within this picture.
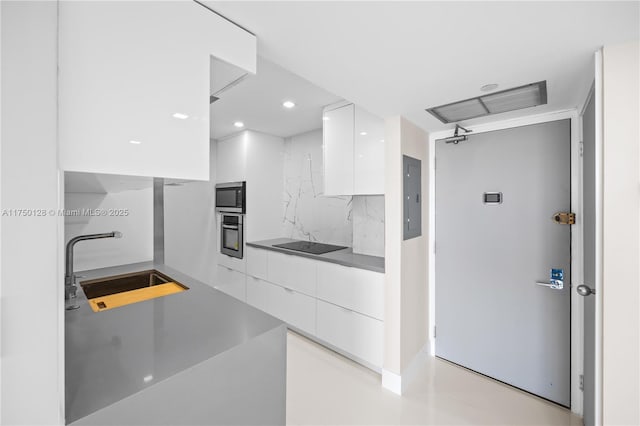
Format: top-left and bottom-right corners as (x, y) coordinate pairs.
(283, 287), (294, 293)
(340, 306), (353, 314)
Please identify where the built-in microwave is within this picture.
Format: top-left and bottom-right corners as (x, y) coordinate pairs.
(215, 181), (246, 213)
(220, 213), (243, 259)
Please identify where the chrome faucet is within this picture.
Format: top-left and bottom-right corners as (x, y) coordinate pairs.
(65, 231), (122, 310)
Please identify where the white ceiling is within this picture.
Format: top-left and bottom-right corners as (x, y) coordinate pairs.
(210, 56), (342, 139)
(206, 1), (639, 133)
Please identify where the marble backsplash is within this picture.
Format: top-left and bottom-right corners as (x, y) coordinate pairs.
(352, 195), (385, 257)
(282, 129), (384, 257)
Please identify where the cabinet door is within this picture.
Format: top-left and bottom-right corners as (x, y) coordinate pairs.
(217, 251), (246, 273)
(267, 251), (317, 296)
(59, 1), (255, 180)
(354, 106), (385, 194)
(246, 247), (268, 280)
(269, 284), (316, 336)
(323, 104), (354, 196)
(215, 265), (246, 301)
(216, 135), (247, 183)
(317, 263), (385, 320)
(317, 300), (383, 368)
(246, 275), (270, 312)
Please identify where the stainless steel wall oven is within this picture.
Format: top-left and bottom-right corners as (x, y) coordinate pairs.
(220, 213), (243, 259)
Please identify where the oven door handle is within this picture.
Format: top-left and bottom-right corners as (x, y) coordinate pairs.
(222, 225), (239, 230)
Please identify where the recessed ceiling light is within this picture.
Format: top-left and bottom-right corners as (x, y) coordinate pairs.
(129, 140), (142, 145)
(360, 131), (367, 136)
(233, 121), (244, 128)
(282, 100), (296, 109)
(480, 83), (499, 92)
(172, 112), (189, 120)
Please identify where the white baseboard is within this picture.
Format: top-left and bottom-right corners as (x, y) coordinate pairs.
(381, 369), (402, 395)
(381, 341), (430, 395)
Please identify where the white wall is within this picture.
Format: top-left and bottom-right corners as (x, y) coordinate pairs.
(601, 40), (640, 426)
(59, 1), (256, 180)
(383, 116), (429, 392)
(164, 141), (218, 285)
(1, 2), (63, 424)
(64, 189), (153, 272)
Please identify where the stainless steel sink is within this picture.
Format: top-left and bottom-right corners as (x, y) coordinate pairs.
(80, 270), (183, 299)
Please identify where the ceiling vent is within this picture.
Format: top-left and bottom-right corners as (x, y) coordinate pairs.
(426, 81), (547, 124)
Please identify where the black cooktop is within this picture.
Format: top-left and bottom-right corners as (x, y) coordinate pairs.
(272, 241), (348, 255)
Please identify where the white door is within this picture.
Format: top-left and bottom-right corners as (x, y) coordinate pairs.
(435, 120), (572, 406)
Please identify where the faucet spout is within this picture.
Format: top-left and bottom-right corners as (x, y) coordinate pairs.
(65, 231), (123, 287)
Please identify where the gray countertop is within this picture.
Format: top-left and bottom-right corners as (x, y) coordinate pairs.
(247, 238), (385, 273)
(65, 262), (283, 424)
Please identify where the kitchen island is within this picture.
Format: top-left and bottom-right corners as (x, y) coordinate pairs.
(66, 262), (286, 425)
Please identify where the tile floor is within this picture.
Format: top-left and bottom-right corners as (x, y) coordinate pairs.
(287, 332), (582, 425)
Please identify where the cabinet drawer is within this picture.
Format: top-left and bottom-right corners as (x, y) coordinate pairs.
(217, 251), (246, 273)
(246, 246), (268, 280)
(317, 262), (384, 320)
(215, 265), (246, 302)
(246, 275), (269, 312)
(268, 284), (316, 336)
(316, 300), (383, 368)
(267, 251), (317, 296)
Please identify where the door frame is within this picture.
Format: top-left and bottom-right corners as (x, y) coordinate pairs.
(428, 108), (584, 415)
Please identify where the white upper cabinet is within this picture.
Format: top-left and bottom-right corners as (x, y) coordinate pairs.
(354, 107), (385, 194)
(323, 102), (384, 195)
(59, 1), (256, 180)
(323, 103), (355, 195)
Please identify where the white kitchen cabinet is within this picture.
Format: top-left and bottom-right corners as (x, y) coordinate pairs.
(268, 284), (317, 336)
(323, 103), (355, 195)
(317, 262), (385, 320)
(215, 265), (246, 302)
(246, 246), (384, 371)
(217, 252), (246, 273)
(354, 107), (386, 194)
(246, 276), (270, 312)
(216, 131), (284, 242)
(267, 251), (317, 296)
(323, 102), (385, 195)
(317, 300), (383, 368)
(59, 1), (256, 180)
(246, 246), (268, 280)
(216, 136), (248, 183)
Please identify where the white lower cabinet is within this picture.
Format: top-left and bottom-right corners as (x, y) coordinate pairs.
(246, 246), (268, 281)
(317, 262), (384, 320)
(217, 252), (245, 273)
(242, 247), (384, 371)
(268, 284), (316, 336)
(246, 275), (269, 312)
(215, 265), (246, 302)
(316, 300), (383, 368)
(266, 251), (317, 296)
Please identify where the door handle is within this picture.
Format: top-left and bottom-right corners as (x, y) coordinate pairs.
(535, 281), (563, 290)
(576, 284), (596, 296)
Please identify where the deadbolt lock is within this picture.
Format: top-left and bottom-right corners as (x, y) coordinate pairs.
(553, 212), (576, 225)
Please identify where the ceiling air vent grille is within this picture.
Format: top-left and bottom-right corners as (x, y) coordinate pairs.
(426, 81), (547, 124)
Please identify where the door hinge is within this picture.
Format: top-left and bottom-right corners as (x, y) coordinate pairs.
(579, 374), (584, 391)
(433, 326), (437, 339)
(579, 141), (584, 157)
